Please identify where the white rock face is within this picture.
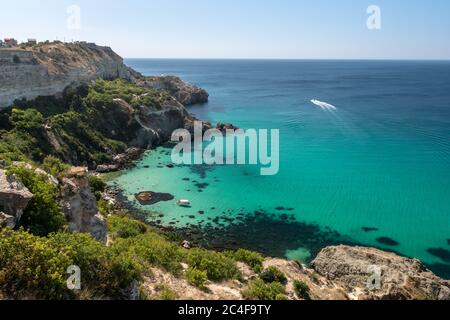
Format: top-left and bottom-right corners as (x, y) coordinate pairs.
(60, 167), (107, 243)
(311, 245), (450, 300)
(0, 42), (138, 109)
(0, 169), (34, 228)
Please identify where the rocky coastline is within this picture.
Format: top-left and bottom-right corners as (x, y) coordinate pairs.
(1, 41), (449, 300)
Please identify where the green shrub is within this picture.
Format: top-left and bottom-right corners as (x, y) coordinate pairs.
(186, 267), (208, 290)
(107, 215), (148, 239)
(230, 249), (264, 273)
(259, 266), (288, 285)
(187, 248), (240, 282)
(242, 279), (286, 300)
(111, 232), (186, 275)
(47, 232), (141, 299)
(8, 166), (65, 236)
(88, 175), (107, 193)
(293, 280), (311, 300)
(41, 155), (69, 177)
(0, 228), (73, 299)
(0, 229), (140, 300)
(10, 108), (44, 131)
(152, 285), (178, 300)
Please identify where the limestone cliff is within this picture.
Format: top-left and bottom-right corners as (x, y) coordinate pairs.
(0, 42), (208, 109)
(0, 43), (137, 108)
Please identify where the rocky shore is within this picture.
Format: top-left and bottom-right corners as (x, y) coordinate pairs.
(1, 41), (449, 300)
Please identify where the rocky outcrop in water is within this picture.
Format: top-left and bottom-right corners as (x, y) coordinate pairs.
(60, 167), (107, 242)
(135, 191), (175, 206)
(311, 245), (450, 300)
(0, 169), (33, 228)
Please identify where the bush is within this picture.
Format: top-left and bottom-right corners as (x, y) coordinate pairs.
(187, 248), (240, 281)
(186, 267), (208, 290)
(107, 215), (148, 239)
(10, 108), (44, 131)
(0, 229), (140, 300)
(230, 249), (264, 273)
(88, 175), (107, 193)
(242, 279), (286, 300)
(293, 280), (311, 300)
(111, 232), (186, 275)
(259, 267), (288, 285)
(152, 285), (178, 300)
(47, 232), (141, 299)
(8, 166), (65, 236)
(41, 155), (69, 177)
(0, 228), (73, 299)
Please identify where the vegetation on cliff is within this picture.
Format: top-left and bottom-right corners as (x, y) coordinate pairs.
(0, 79), (170, 166)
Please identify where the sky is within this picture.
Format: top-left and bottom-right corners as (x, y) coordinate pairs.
(1, 0), (449, 59)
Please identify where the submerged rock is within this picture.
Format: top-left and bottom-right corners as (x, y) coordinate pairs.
(135, 191), (174, 205)
(362, 227), (379, 233)
(427, 248), (450, 263)
(311, 245), (450, 300)
(0, 169), (33, 229)
(376, 237), (399, 246)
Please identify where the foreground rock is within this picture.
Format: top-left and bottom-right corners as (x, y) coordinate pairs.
(137, 76), (209, 106)
(0, 170), (33, 228)
(60, 167), (107, 242)
(311, 245), (450, 300)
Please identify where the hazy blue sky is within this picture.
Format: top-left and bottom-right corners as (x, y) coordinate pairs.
(1, 0), (449, 59)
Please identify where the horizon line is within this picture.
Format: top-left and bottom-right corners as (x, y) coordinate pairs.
(124, 57), (450, 62)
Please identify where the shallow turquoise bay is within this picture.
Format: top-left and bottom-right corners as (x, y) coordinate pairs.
(111, 60), (450, 278)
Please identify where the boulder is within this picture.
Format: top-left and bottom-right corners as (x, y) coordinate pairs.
(96, 164), (119, 173)
(0, 169), (33, 228)
(113, 147), (145, 166)
(135, 191), (174, 205)
(34, 168), (59, 187)
(216, 123), (239, 132)
(311, 245), (450, 300)
(60, 167), (107, 242)
(0, 212), (16, 228)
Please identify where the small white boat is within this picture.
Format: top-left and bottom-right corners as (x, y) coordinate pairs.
(177, 200), (191, 207)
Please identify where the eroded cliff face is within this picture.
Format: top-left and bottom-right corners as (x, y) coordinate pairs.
(0, 43), (138, 109)
(60, 167), (107, 243)
(0, 42), (208, 109)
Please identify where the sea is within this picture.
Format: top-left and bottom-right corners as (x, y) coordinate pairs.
(109, 59), (450, 278)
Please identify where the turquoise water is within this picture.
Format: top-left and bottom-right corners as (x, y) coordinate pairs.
(112, 60), (450, 278)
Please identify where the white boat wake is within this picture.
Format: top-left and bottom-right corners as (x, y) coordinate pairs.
(311, 99), (337, 111)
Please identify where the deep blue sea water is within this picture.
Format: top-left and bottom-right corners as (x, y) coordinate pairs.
(113, 59), (450, 278)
